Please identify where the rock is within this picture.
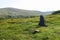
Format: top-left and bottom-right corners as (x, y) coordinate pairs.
(39, 15), (46, 26)
(32, 30), (39, 34)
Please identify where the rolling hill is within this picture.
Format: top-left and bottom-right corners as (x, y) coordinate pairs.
(0, 7), (52, 18)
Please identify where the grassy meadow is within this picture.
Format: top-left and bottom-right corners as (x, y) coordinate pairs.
(0, 14), (60, 40)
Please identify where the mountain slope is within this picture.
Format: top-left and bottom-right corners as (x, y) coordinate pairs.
(0, 8), (41, 18)
(0, 7), (53, 18)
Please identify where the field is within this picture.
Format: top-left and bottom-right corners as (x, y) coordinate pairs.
(0, 14), (60, 40)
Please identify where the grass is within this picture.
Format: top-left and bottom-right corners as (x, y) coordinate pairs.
(0, 14), (60, 40)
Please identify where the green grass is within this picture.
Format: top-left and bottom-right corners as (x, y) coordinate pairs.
(0, 14), (60, 40)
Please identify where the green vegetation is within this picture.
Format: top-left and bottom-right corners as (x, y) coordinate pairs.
(0, 14), (60, 40)
(52, 10), (60, 14)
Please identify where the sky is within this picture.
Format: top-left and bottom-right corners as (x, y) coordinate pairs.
(0, 0), (60, 12)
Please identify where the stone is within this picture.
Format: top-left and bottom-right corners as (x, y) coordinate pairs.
(39, 15), (46, 26)
(32, 30), (39, 34)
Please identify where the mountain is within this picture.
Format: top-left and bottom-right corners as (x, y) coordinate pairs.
(0, 7), (53, 18)
(40, 11), (53, 15)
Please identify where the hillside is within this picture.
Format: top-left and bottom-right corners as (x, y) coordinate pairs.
(0, 7), (52, 18)
(0, 14), (60, 40)
(0, 7), (41, 18)
(52, 10), (60, 15)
